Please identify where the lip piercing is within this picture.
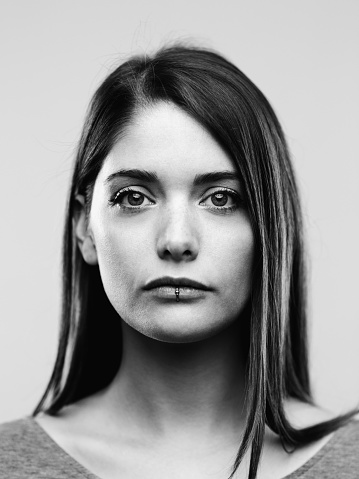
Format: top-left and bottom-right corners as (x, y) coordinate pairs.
(175, 287), (180, 302)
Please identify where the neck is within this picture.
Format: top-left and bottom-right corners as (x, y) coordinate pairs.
(103, 319), (248, 439)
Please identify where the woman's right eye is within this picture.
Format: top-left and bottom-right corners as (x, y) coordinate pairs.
(110, 188), (155, 209)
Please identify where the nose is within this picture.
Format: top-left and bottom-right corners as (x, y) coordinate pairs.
(156, 204), (199, 262)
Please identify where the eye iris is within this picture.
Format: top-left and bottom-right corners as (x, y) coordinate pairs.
(127, 192), (144, 206)
(211, 192), (228, 207)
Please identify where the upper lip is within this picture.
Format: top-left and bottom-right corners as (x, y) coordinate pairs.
(143, 276), (212, 291)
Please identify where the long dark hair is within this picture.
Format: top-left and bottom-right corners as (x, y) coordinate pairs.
(34, 45), (355, 478)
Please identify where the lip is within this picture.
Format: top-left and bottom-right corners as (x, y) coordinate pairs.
(143, 276), (212, 291)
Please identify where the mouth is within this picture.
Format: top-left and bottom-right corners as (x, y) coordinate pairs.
(143, 276), (212, 301)
(143, 276), (212, 291)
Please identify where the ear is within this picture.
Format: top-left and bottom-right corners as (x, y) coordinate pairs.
(73, 194), (98, 265)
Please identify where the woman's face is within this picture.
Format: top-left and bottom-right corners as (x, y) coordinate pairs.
(86, 102), (254, 342)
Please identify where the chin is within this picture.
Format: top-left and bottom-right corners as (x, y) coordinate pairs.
(136, 314), (232, 344)
(148, 329), (214, 344)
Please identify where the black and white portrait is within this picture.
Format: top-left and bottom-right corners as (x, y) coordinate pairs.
(0, 2), (358, 478)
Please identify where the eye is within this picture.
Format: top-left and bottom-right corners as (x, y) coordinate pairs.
(124, 191), (145, 206)
(209, 192), (231, 207)
(109, 187), (154, 209)
(200, 188), (240, 210)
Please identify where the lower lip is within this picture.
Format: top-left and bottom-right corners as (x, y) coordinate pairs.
(145, 286), (208, 300)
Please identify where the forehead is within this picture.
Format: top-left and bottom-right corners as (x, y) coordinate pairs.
(98, 102), (236, 183)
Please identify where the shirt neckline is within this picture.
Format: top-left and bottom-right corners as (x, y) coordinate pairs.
(27, 416), (354, 479)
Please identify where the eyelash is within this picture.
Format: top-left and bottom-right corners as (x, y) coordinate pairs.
(108, 187), (242, 213)
(199, 187), (241, 214)
(108, 187), (155, 212)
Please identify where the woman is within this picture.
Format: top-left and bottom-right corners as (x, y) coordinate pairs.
(0, 45), (358, 479)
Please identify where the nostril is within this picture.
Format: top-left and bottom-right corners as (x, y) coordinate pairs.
(156, 223), (199, 262)
(161, 247), (196, 262)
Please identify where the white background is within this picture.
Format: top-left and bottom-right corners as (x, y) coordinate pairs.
(0, 0), (358, 423)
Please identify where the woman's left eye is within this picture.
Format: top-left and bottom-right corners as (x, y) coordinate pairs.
(200, 188), (240, 210)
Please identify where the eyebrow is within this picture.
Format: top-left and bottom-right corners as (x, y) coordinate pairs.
(193, 171), (240, 186)
(105, 169), (159, 185)
(105, 169), (240, 186)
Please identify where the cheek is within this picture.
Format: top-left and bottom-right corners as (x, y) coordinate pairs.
(92, 220), (150, 299)
(210, 220), (254, 301)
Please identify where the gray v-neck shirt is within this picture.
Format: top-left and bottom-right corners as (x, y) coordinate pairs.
(0, 417), (358, 478)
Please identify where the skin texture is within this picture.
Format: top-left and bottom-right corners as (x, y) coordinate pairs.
(81, 101), (254, 343)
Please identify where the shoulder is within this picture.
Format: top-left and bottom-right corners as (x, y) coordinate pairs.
(0, 418), (40, 477)
(0, 417), (35, 454)
(272, 401), (359, 478)
(0, 417), (80, 479)
(296, 419), (359, 478)
(326, 418), (359, 454)
(286, 418), (359, 479)
(284, 399), (339, 427)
